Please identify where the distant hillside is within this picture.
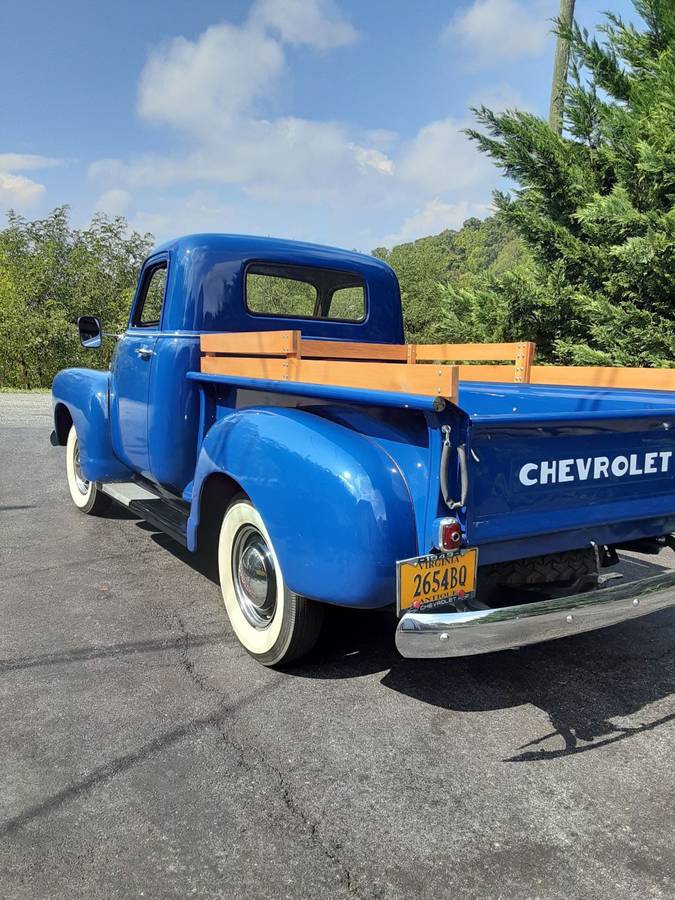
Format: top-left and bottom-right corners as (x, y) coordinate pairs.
(373, 216), (529, 344)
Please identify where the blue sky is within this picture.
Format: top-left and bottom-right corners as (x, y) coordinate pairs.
(0, 0), (635, 250)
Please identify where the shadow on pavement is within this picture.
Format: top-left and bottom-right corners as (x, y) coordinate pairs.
(291, 554), (675, 763)
(132, 523), (675, 764)
(146, 526), (220, 584)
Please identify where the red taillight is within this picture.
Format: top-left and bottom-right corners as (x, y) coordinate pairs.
(441, 520), (462, 550)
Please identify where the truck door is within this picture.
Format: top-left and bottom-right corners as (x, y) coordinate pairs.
(110, 254), (168, 476)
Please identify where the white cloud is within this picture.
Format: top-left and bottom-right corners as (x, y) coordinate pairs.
(0, 152), (62, 209)
(383, 199), (472, 246)
(129, 191), (240, 240)
(350, 145), (395, 175)
(128, 10), (382, 201)
(364, 129), (399, 151)
(138, 24), (284, 135)
(443, 0), (554, 68)
(397, 117), (492, 195)
(0, 171), (45, 206)
(89, 2), (498, 248)
(0, 153), (61, 172)
(95, 188), (132, 215)
(89, 118), (394, 204)
(250, 0), (358, 49)
(89, 156), (183, 187)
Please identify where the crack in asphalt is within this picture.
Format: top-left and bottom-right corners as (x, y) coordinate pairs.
(167, 611), (375, 899)
(209, 717), (377, 900)
(171, 612), (236, 698)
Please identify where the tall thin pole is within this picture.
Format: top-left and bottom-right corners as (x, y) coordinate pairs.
(549, 0), (576, 134)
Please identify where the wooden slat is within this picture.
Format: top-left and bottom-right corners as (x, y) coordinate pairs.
(299, 339), (408, 361)
(414, 342), (528, 362)
(201, 354), (458, 400)
(531, 366), (675, 392)
(202, 332), (410, 361)
(457, 365), (517, 383)
(201, 330), (300, 357)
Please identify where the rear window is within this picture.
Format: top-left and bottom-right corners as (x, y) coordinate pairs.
(245, 263), (366, 322)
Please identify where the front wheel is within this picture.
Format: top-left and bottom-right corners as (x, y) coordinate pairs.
(65, 426), (112, 515)
(218, 497), (323, 666)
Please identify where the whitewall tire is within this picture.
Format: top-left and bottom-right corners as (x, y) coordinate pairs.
(218, 497), (323, 666)
(65, 426), (111, 515)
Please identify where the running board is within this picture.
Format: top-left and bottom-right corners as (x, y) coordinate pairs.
(101, 482), (189, 546)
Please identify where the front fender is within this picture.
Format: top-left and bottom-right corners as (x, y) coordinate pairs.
(189, 407), (417, 608)
(51, 368), (132, 481)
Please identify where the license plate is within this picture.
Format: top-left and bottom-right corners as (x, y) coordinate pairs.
(397, 548), (478, 615)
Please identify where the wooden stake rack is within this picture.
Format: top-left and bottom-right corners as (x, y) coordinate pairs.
(200, 331), (674, 399)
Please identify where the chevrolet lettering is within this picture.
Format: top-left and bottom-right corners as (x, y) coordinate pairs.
(519, 451), (673, 486)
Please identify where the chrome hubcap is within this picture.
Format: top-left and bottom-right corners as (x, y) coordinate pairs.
(73, 440), (90, 495)
(232, 525), (277, 629)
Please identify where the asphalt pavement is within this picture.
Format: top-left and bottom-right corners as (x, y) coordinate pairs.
(1, 392), (674, 900)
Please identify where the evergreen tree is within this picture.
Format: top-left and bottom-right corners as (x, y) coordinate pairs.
(465, 0), (675, 366)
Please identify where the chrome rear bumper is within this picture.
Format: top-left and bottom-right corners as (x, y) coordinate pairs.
(395, 571), (675, 659)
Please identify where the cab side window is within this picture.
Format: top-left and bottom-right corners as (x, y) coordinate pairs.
(133, 263), (167, 327)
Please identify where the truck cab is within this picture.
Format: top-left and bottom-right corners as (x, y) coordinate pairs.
(104, 235), (403, 493)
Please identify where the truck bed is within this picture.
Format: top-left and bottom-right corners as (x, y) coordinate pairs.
(194, 329), (675, 570)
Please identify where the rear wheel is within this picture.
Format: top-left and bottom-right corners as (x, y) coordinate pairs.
(65, 426), (112, 515)
(217, 497), (323, 666)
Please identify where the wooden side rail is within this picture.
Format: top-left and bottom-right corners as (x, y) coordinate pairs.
(415, 342), (536, 384)
(200, 332), (674, 394)
(200, 331), (410, 361)
(200, 331), (458, 400)
(201, 333), (535, 383)
(531, 366), (675, 392)
(201, 354), (459, 399)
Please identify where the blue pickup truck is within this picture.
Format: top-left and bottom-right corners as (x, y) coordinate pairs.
(51, 233), (675, 666)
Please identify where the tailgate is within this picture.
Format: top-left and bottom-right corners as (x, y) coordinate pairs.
(465, 413), (675, 549)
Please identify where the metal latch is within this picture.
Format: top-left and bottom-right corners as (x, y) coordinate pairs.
(440, 425), (468, 511)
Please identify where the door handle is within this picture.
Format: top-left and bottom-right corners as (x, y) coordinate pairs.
(135, 347), (154, 360)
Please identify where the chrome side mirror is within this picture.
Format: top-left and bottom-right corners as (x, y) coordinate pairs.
(78, 315), (102, 349)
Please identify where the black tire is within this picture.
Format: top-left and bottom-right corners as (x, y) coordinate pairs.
(65, 426), (113, 516)
(217, 497), (323, 666)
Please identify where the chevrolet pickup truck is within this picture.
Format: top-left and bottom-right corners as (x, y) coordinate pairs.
(51, 233), (675, 666)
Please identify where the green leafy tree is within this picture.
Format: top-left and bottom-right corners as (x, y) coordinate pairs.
(0, 207), (152, 388)
(374, 231), (455, 342)
(464, 0), (675, 366)
(375, 217), (530, 344)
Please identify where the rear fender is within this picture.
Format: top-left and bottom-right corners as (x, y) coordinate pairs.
(51, 368), (132, 481)
(188, 407), (417, 608)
